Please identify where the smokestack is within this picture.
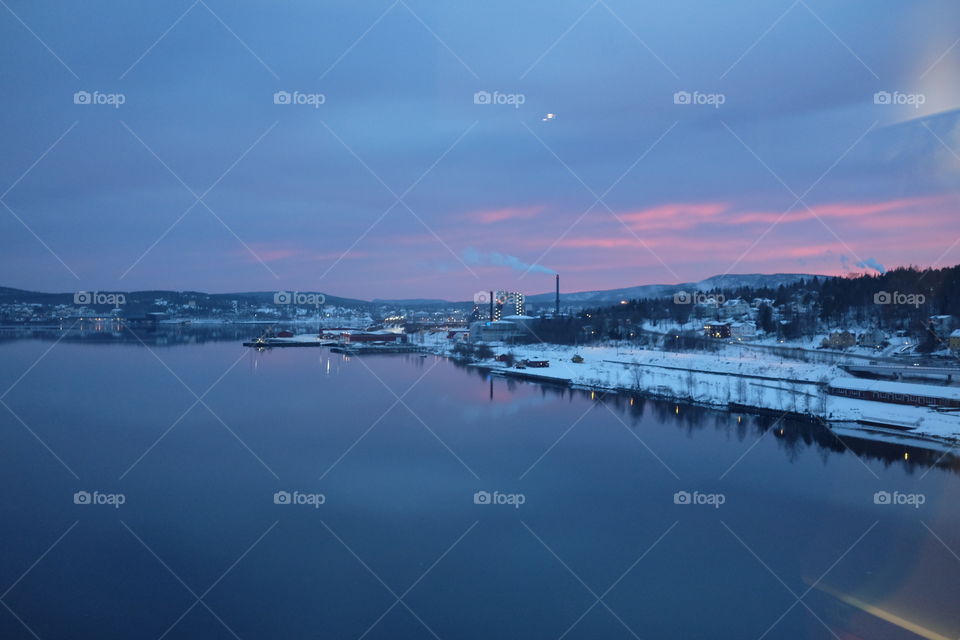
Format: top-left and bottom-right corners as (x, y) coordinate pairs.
(555, 274), (560, 315)
(489, 291), (494, 321)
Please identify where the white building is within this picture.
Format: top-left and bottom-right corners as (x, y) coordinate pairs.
(470, 320), (521, 342)
(720, 298), (751, 319)
(730, 321), (757, 339)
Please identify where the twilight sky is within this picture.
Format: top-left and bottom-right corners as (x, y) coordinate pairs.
(2, 0), (960, 300)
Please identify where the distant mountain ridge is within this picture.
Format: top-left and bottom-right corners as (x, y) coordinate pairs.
(525, 273), (819, 305)
(0, 273), (821, 308)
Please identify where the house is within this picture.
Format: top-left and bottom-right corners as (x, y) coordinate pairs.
(825, 330), (856, 348)
(720, 298), (751, 319)
(950, 329), (960, 352)
(704, 321), (731, 339)
(858, 329), (886, 348)
(729, 321), (757, 339)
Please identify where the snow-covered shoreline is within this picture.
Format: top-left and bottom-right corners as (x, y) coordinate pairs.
(244, 332), (960, 443)
(423, 339), (960, 443)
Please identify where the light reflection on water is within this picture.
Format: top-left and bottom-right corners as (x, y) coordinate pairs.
(0, 335), (957, 639)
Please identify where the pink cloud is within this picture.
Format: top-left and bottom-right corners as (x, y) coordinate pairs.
(731, 195), (949, 225)
(463, 205), (546, 224)
(618, 202), (729, 230)
(244, 247), (299, 262)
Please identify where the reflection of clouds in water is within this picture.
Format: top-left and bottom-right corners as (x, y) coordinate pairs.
(436, 388), (555, 424)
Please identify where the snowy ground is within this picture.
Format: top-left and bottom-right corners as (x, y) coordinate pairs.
(422, 336), (960, 442)
(245, 330), (960, 441)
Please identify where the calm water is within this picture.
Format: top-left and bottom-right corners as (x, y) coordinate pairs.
(1, 333), (959, 639)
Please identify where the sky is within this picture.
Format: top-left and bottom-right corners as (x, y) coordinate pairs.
(1, 0), (960, 301)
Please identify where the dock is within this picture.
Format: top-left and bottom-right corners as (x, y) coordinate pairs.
(243, 338), (337, 348)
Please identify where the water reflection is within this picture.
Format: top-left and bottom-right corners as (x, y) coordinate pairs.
(2, 335), (958, 639)
(5, 325), (957, 477)
(0, 323), (267, 346)
(455, 360), (960, 477)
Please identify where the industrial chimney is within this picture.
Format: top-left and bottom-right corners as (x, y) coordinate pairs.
(489, 291), (494, 321)
(555, 274), (560, 315)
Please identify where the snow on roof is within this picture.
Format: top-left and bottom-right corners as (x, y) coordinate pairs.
(502, 314), (534, 320)
(829, 377), (960, 401)
(950, 329), (960, 337)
